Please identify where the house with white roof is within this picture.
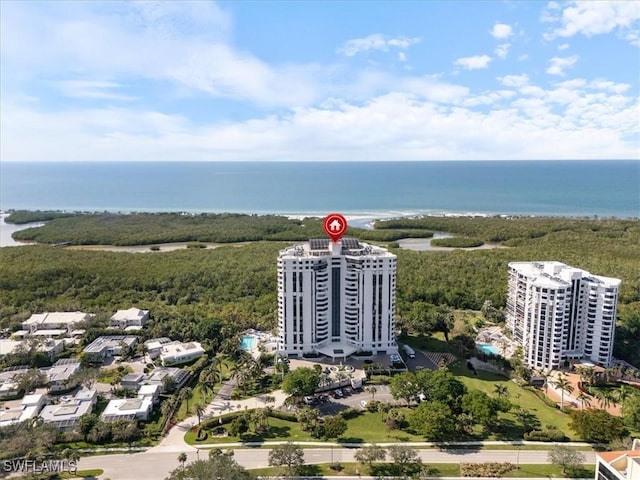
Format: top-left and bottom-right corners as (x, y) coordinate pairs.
(144, 337), (173, 359)
(21, 312), (92, 335)
(43, 359), (81, 392)
(159, 341), (205, 366)
(38, 389), (97, 430)
(101, 385), (157, 422)
(120, 367), (189, 392)
(0, 368), (28, 399)
(0, 393), (46, 428)
(109, 308), (150, 331)
(82, 335), (138, 362)
(0, 338), (65, 360)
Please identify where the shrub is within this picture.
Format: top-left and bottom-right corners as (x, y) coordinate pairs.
(460, 462), (513, 477)
(339, 408), (361, 420)
(268, 410), (298, 422)
(524, 429), (568, 442)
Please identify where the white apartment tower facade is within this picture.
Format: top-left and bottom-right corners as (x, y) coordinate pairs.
(506, 261), (620, 371)
(277, 238), (397, 359)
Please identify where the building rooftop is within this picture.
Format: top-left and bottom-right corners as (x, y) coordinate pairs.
(509, 261), (621, 289)
(23, 312), (91, 327)
(83, 335), (138, 354)
(110, 308), (149, 322)
(280, 238), (395, 259)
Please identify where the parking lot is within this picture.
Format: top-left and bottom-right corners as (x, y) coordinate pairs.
(310, 385), (401, 416)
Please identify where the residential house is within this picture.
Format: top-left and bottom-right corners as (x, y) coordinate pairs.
(159, 341), (205, 366)
(101, 385), (158, 422)
(0, 393), (46, 428)
(109, 308), (150, 331)
(21, 312), (92, 336)
(0, 367), (28, 399)
(39, 389), (97, 430)
(120, 367), (189, 393)
(82, 335), (138, 362)
(144, 337), (173, 359)
(43, 359), (81, 392)
(0, 338), (64, 360)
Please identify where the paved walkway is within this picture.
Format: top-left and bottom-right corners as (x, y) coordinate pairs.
(148, 380), (290, 453)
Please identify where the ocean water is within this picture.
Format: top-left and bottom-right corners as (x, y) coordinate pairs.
(1, 161), (638, 221)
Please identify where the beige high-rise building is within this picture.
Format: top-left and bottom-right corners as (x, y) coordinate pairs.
(506, 261), (620, 370)
(277, 238), (397, 359)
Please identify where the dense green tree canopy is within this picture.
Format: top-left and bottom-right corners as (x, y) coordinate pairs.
(281, 367), (321, 397)
(569, 409), (629, 443)
(164, 452), (255, 480)
(409, 401), (457, 440)
(2, 214), (639, 366)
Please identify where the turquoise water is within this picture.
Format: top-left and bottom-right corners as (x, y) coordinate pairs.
(1, 161), (638, 218)
(240, 335), (256, 350)
(477, 343), (500, 356)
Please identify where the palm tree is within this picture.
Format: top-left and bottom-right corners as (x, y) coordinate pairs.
(493, 384), (508, 398)
(552, 374), (574, 409)
(199, 369), (218, 401)
(179, 387), (194, 414)
(365, 385), (378, 401)
(194, 402), (206, 427)
(617, 384), (633, 416)
(576, 391), (592, 410)
(177, 452), (187, 471)
(594, 389), (617, 411)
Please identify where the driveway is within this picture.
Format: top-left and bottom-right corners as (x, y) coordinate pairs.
(317, 385), (401, 416)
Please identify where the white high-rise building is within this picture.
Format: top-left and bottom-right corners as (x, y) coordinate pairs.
(506, 261), (620, 371)
(277, 238), (397, 359)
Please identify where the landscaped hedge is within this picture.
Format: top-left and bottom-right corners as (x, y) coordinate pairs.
(523, 429), (568, 442)
(267, 410), (298, 422)
(199, 408), (298, 431)
(460, 462), (514, 477)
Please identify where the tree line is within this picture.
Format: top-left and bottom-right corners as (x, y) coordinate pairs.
(1, 214), (639, 366)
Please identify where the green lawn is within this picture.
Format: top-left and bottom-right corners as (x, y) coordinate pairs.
(186, 416), (314, 444)
(449, 361), (575, 439)
(249, 462), (595, 478)
(341, 410), (425, 443)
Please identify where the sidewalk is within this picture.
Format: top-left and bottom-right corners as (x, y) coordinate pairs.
(149, 386), (290, 452)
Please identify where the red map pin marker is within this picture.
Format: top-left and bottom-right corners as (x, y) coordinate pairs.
(323, 213), (348, 243)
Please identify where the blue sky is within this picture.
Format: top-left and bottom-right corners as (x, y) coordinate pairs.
(1, 0), (639, 161)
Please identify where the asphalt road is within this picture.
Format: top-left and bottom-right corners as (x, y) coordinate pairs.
(78, 448), (596, 480)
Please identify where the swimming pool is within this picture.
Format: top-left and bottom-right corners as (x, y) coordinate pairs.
(477, 343), (500, 356)
(240, 335), (257, 351)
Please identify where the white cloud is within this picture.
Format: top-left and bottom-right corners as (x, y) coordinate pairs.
(558, 43), (570, 50)
(454, 55), (492, 70)
(498, 74), (530, 88)
(398, 52), (407, 62)
(546, 55), (579, 76)
(5, 80), (637, 162)
(544, 1), (640, 46)
(57, 80), (136, 101)
(494, 43), (511, 59)
(490, 23), (513, 39)
(337, 34), (421, 57)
